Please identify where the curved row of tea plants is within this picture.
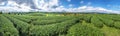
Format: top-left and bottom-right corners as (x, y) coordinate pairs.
(0, 15), (19, 36)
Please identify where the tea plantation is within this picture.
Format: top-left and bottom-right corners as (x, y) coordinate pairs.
(0, 13), (120, 36)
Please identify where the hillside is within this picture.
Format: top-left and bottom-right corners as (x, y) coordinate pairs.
(0, 13), (120, 36)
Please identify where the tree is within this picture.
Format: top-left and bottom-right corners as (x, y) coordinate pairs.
(0, 12), (2, 14)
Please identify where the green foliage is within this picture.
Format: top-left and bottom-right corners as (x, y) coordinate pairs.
(1, 13), (120, 36)
(12, 15), (31, 23)
(0, 15), (19, 36)
(99, 16), (114, 27)
(27, 13), (45, 16)
(32, 20), (59, 25)
(91, 16), (103, 28)
(29, 18), (79, 36)
(31, 17), (75, 25)
(0, 12), (2, 14)
(5, 15), (31, 36)
(82, 15), (92, 23)
(107, 15), (120, 21)
(67, 22), (104, 36)
(114, 22), (120, 29)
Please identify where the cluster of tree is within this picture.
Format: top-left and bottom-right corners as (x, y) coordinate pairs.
(0, 12), (2, 14)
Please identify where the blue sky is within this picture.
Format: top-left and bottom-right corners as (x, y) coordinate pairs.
(60, 0), (120, 10)
(0, 0), (120, 14)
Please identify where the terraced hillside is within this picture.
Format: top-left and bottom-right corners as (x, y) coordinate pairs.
(0, 13), (120, 36)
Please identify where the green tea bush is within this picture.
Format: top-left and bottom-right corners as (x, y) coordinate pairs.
(114, 22), (120, 29)
(5, 15), (31, 36)
(110, 17), (120, 21)
(10, 15), (32, 23)
(29, 18), (79, 36)
(0, 15), (19, 36)
(91, 16), (103, 28)
(31, 17), (75, 25)
(32, 20), (59, 25)
(33, 16), (71, 21)
(13, 16), (31, 23)
(67, 23), (104, 36)
(82, 15), (92, 23)
(98, 16), (114, 27)
(27, 13), (45, 16)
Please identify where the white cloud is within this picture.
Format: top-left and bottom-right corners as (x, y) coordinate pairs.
(7, 1), (18, 6)
(33, 0), (59, 11)
(0, 1), (31, 12)
(107, 4), (111, 7)
(0, 2), (5, 5)
(69, 4), (73, 7)
(0, 0), (119, 14)
(67, 0), (71, 2)
(111, 5), (120, 8)
(87, 2), (91, 5)
(80, 1), (84, 4)
(52, 6), (120, 14)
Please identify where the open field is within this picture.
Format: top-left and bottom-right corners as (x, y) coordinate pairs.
(0, 12), (120, 36)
